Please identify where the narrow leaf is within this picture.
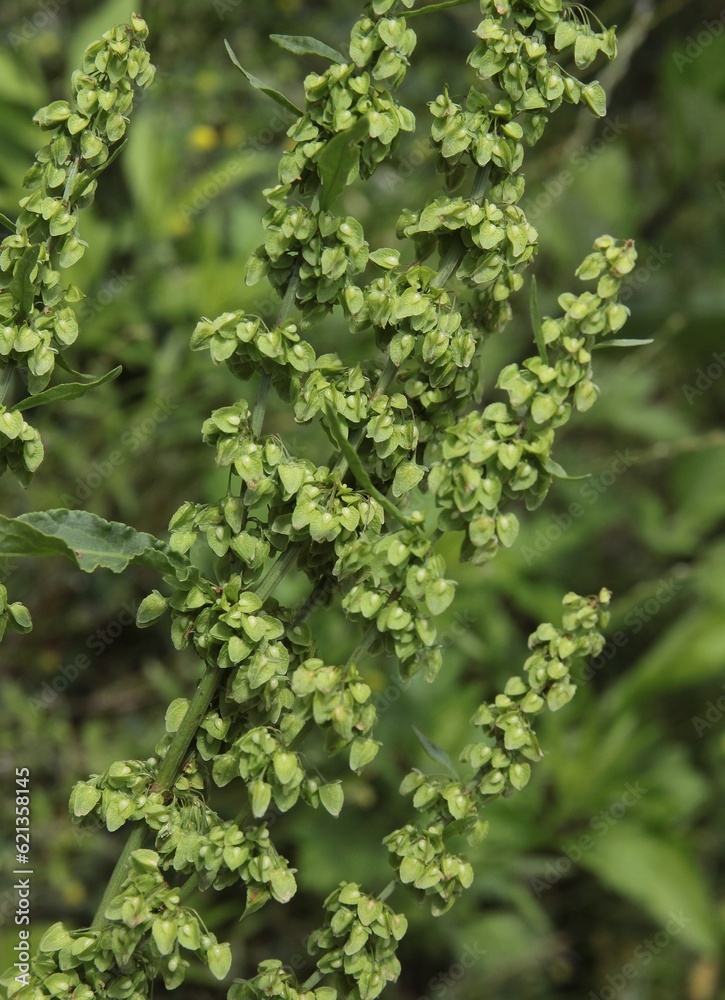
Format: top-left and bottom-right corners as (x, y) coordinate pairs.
(543, 457), (591, 482)
(270, 33), (346, 63)
(224, 41), (301, 116)
(529, 275), (548, 362)
(0, 509), (194, 580)
(406, 0), (476, 16)
(412, 725), (459, 778)
(14, 366), (121, 412)
(593, 339), (654, 350)
(0, 213), (16, 232)
(316, 118), (368, 210)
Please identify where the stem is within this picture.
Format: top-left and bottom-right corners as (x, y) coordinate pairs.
(90, 824), (147, 931)
(251, 262), (302, 439)
(90, 662), (222, 929)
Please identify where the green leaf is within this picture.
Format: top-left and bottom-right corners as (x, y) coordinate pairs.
(582, 81), (607, 117)
(319, 781), (344, 817)
(316, 118), (369, 211)
(406, 0), (475, 16)
(592, 339), (654, 350)
(224, 41), (301, 116)
(269, 868), (297, 904)
(250, 779), (272, 817)
(580, 824), (720, 953)
(270, 34), (346, 63)
(543, 458), (591, 482)
(0, 213), (16, 232)
(165, 698), (189, 733)
(412, 726), (459, 778)
(14, 366), (122, 412)
(12, 246), (41, 318)
(69, 782), (101, 817)
(529, 275), (548, 363)
(392, 460), (425, 498)
(152, 918), (177, 956)
(349, 737), (380, 772)
(206, 942), (232, 980)
(38, 923), (71, 953)
(136, 590), (169, 627)
(0, 509), (194, 580)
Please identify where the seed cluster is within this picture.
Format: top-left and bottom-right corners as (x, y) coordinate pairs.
(3, 2), (632, 999)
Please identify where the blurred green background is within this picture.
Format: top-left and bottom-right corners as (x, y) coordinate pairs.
(1, 0), (724, 997)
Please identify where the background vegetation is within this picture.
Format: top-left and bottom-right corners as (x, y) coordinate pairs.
(1, 0), (724, 997)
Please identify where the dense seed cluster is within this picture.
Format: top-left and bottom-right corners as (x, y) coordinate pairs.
(2, 2), (633, 998)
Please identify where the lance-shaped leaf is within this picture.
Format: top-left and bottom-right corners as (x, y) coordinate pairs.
(412, 725), (459, 778)
(316, 118), (369, 210)
(593, 339), (654, 350)
(543, 457), (591, 482)
(0, 509), (194, 580)
(14, 366), (122, 412)
(270, 34), (346, 63)
(224, 40), (301, 116)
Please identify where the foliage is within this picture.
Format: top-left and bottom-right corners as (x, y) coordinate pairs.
(1, 1), (724, 999)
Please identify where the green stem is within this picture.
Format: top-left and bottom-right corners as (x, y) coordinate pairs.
(90, 662), (222, 929)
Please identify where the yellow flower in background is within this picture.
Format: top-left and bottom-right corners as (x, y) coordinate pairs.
(188, 124), (218, 151)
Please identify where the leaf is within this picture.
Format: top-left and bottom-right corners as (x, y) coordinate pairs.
(580, 823), (720, 953)
(12, 246), (41, 317)
(412, 725), (459, 778)
(165, 698), (189, 733)
(0, 509), (194, 581)
(582, 81), (607, 118)
(324, 402), (417, 529)
(349, 737), (380, 772)
(224, 41), (301, 116)
(316, 118), (369, 210)
(318, 781), (344, 817)
(0, 212), (16, 231)
(269, 868), (297, 904)
(543, 457), (591, 482)
(529, 275), (548, 362)
(406, 0), (475, 16)
(69, 782), (101, 817)
(593, 339), (654, 350)
(270, 34), (346, 64)
(14, 366), (122, 412)
(392, 460), (425, 498)
(206, 942), (232, 980)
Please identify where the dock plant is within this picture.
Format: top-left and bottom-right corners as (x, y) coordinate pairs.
(0, 2), (642, 997)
